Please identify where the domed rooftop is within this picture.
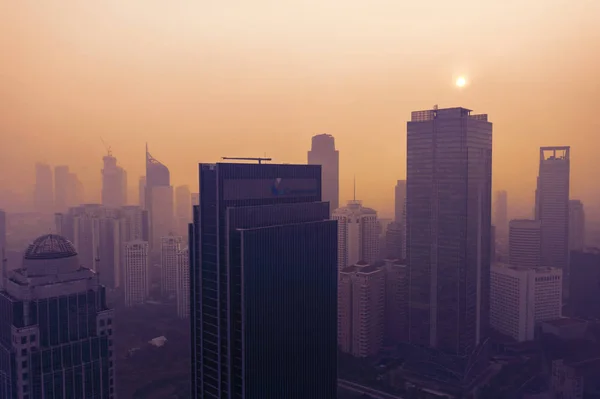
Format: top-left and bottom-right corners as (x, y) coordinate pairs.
(24, 234), (78, 260)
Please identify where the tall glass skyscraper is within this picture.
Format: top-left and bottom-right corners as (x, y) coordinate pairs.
(0, 234), (115, 398)
(190, 162), (338, 399)
(406, 107), (492, 356)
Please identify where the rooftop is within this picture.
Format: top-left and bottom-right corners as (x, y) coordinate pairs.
(24, 234), (77, 260)
(542, 317), (587, 328)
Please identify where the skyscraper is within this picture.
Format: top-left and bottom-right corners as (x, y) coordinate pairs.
(494, 190), (508, 238)
(406, 107), (492, 356)
(67, 172), (84, 206)
(34, 163), (53, 214)
(190, 162), (337, 399)
(0, 234), (115, 398)
(138, 176), (146, 209)
(383, 259), (408, 345)
(332, 200), (379, 270)
(175, 185), (191, 237)
(395, 180), (406, 224)
(191, 192), (199, 206)
(535, 146), (570, 296)
(569, 199), (585, 251)
(308, 133), (339, 214)
(145, 145), (173, 251)
(124, 240), (149, 307)
(54, 165), (70, 212)
(160, 235), (182, 298)
(102, 151), (127, 208)
(509, 219), (542, 268)
(176, 246), (189, 319)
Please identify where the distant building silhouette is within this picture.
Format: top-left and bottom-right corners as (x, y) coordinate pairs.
(176, 246), (189, 319)
(190, 162), (337, 399)
(385, 221), (403, 260)
(54, 165), (70, 212)
(308, 133), (339, 214)
(535, 147), (570, 297)
(569, 200), (585, 251)
(383, 259), (408, 345)
(569, 248), (600, 319)
(160, 235), (182, 298)
(509, 219), (542, 268)
(124, 240), (149, 307)
(175, 185), (191, 237)
(494, 190), (508, 239)
(395, 180), (406, 224)
(333, 200), (379, 270)
(102, 151), (127, 208)
(138, 176), (146, 209)
(0, 234), (115, 398)
(145, 145), (173, 251)
(34, 163), (53, 213)
(407, 107), (492, 355)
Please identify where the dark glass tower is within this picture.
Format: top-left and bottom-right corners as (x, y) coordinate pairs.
(190, 162), (338, 399)
(0, 234), (114, 399)
(407, 107), (492, 356)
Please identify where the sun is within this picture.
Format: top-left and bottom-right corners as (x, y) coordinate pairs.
(456, 76), (467, 88)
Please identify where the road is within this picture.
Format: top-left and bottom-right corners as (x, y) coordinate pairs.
(338, 379), (404, 399)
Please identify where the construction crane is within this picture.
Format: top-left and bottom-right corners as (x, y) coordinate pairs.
(100, 137), (112, 157)
(221, 157), (272, 164)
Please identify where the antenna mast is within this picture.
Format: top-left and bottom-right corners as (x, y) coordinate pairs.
(100, 137), (112, 157)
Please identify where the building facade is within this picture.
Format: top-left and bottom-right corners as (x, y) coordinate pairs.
(307, 133), (339, 214)
(175, 185), (191, 238)
(34, 163), (53, 214)
(490, 264), (562, 342)
(569, 200), (585, 252)
(332, 200), (379, 270)
(383, 259), (408, 345)
(406, 107), (492, 356)
(123, 240), (149, 307)
(190, 162), (338, 399)
(509, 219), (542, 269)
(160, 236), (182, 298)
(176, 247), (189, 319)
(0, 234), (115, 398)
(494, 190), (508, 239)
(101, 153), (127, 208)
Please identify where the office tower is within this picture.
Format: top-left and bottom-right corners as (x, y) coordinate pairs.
(0, 234), (115, 398)
(102, 151), (127, 208)
(407, 107), (492, 355)
(150, 186), (174, 250)
(569, 249), (600, 319)
(536, 147), (570, 297)
(124, 240), (149, 307)
(569, 200), (585, 251)
(0, 210), (5, 261)
(395, 180), (406, 224)
(175, 185), (191, 237)
(338, 262), (385, 358)
(145, 145), (172, 251)
(308, 133), (339, 214)
(176, 246), (189, 319)
(160, 235), (182, 298)
(56, 205), (121, 289)
(68, 172), (85, 207)
(494, 190), (508, 238)
(190, 162), (337, 399)
(509, 219), (542, 268)
(490, 264), (562, 342)
(191, 192), (199, 206)
(54, 165), (70, 212)
(139, 176), (146, 209)
(333, 200), (379, 270)
(385, 222), (403, 260)
(383, 259), (408, 345)
(34, 163), (54, 213)
(119, 205), (148, 243)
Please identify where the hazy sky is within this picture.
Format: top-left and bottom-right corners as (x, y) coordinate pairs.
(1, 1), (599, 216)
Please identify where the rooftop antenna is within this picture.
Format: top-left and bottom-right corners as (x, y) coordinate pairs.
(100, 137), (112, 157)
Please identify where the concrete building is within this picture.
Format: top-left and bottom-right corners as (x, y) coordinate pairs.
(101, 151), (127, 208)
(176, 247), (189, 319)
(160, 235), (182, 298)
(308, 133), (339, 215)
(569, 200), (585, 252)
(333, 200), (379, 270)
(494, 190), (508, 239)
(383, 259), (408, 345)
(535, 146), (570, 297)
(395, 180), (406, 224)
(175, 185), (191, 238)
(490, 264), (562, 342)
(509, 219), (542, 268)
(407, 107), (492, 355)
(0, 234), (115, 398)
(149, 186), (174, 251)
(385, 222), (403, 260)
(124, 240), (149, 307)
(34, 163), (54, 214)
(338, 262), (385, 358)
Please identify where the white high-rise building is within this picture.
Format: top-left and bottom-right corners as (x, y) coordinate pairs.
(124, 240), (150, 307)
(338, 262), (385, 357)
(490, 264), (562, 342)
(332, 200), (379, 270)
(569, 200), (585, 251)
(509, 219), (542, 268)
(176, 247), (190, 319)
(161, 235), (182, 298)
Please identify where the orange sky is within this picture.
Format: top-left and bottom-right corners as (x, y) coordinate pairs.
(1, 1), (599, 217)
